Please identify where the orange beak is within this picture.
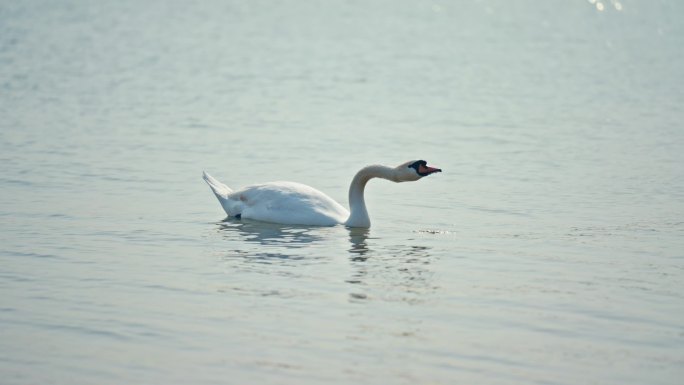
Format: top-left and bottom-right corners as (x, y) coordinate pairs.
(419, 164), (442, 176)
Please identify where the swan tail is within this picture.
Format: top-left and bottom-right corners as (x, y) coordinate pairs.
(202, 171), (233, 198)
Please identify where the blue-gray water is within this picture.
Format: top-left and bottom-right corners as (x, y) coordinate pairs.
(1, 0), (683, 384)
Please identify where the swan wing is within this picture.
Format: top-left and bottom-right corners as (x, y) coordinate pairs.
(232, 181), (349, 226)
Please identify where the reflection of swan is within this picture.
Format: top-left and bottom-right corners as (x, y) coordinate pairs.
(203, 160), (441, 227)
(345, 240), (436, 304)
(216, 218), (324, 247)
(214, 219), (329, 264)
(348, 228), (371, 260)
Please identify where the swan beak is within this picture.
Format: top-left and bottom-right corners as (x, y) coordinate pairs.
(419, 164), (442, 176)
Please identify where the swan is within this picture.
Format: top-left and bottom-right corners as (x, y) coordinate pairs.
(202, 160), (441, 228)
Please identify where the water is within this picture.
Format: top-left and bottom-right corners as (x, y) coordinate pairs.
(1, 0), (683, 383)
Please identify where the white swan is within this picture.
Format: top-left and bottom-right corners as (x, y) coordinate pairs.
(203, 160), (441, 228)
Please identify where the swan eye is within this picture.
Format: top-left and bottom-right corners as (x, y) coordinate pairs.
(408, 161), (419, 173)
(408, 160), (427, 170)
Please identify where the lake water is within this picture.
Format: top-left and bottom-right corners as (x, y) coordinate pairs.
(1, 0), (683, 384)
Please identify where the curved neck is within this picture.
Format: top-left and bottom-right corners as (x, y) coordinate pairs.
(345, 165), (398, 228)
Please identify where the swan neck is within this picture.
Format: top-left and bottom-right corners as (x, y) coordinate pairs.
(345, 165), (397, 228)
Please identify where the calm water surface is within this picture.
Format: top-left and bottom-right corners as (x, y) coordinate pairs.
(1, 0), (683, 384)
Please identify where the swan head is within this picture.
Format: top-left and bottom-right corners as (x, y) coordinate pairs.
(396, 160), (442, 182)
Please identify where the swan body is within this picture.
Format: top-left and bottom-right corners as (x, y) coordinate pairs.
(203, 160), (441, 228)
